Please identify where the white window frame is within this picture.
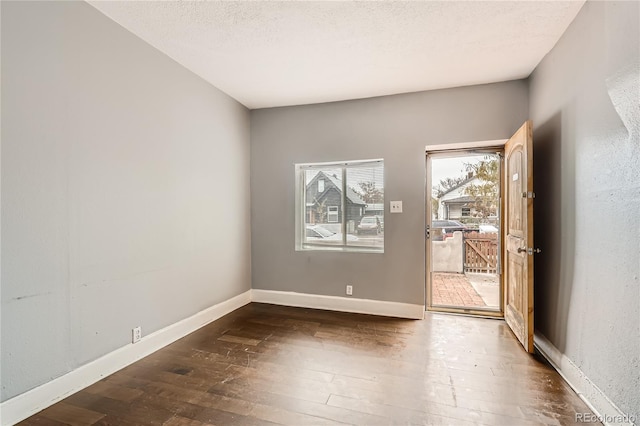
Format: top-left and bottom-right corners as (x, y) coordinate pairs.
(327, 206), (339, 222)
(318, 179), (325, 193)
(295, 158), (384, 253)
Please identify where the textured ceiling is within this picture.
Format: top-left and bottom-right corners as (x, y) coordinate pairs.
(88, 1), (585, 109)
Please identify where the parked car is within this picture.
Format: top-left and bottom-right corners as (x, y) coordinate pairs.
(431, 220), (468, 240)
(357, 216), (381, 234)
(432, 220), (467, 233)
(479, 224), (499, 233)
(306, 225), (358, 242)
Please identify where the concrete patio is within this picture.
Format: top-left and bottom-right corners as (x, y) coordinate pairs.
(432, 272), (499, 309)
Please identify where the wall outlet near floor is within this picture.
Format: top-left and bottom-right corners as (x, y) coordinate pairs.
(132, 326), (142, 344)
(346, 285), (353, 296)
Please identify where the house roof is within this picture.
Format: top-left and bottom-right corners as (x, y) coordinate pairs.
(365, 203), (384, 211)
(438, 175), (477, 198)
(441, 196), (476, 205)
(308, 171), (367, 206)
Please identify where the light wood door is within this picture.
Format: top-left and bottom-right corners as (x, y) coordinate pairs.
(504, 120), (535, 352)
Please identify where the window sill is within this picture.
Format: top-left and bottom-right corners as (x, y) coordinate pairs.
(297, 244), (384, 254)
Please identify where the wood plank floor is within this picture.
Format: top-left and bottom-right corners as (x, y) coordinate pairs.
(19, 303), (599, 425)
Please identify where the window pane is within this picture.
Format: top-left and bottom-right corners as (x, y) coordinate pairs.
(299, 160), (383, 251)
(346, 163), (384, 249)
(304, 168), (342, 246)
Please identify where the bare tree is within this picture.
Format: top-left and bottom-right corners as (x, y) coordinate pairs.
(463, 158), (499, 219)
(357, 181), (384, 203)
(434, 176), (467, 198)
(313, 197), (327, 223)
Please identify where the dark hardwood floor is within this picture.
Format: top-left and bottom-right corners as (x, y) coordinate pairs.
(19, 303), (599, 425)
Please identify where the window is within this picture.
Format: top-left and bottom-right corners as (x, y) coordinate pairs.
(462, 207), (471, 217)
(327, 206), (338, 222)
(296, 159), (384, 252)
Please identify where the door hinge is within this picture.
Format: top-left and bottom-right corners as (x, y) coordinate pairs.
(522, 191), (536, 199)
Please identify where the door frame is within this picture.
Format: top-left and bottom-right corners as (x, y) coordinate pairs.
(425, 142), (507, 318)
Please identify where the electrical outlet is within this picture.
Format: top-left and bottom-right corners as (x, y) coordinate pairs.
(132, 326), (142, 344)
(390, 201), (403, 213)
(346, 285), (353, 296)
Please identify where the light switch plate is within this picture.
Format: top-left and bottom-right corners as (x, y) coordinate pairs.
(390, 201), (403, 213)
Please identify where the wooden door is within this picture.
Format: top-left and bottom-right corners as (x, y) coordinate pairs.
(504, 121), (535, 352)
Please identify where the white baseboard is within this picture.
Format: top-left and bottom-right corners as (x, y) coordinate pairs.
(1, 289), (422, 425)
(251, 289), (425, 320)
(534, 333), (636, 426)
(8, 295), (632, 426)
(0, 290), (252, 426)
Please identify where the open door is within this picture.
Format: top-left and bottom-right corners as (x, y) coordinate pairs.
(504, 121), (536, 352)
(426, 151), (503, 316)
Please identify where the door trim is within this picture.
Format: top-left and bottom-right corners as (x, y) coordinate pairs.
(425, 145), (506, 318)
(426, 139), (508, 152)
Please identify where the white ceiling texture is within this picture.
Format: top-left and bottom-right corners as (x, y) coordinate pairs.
(88, 1), (585, 109)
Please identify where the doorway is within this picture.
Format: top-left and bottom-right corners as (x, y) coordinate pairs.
(426, 150), (503, 316)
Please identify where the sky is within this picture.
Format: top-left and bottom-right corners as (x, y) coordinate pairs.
(432, 155), (477, 188)
(431, 154), (498, 195)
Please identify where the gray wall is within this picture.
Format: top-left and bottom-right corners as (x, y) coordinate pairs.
(1, 1), (251, 401)
(251, 82), (528, 305)
(529, 0), (639, 418)
(7, 0), (636, 418)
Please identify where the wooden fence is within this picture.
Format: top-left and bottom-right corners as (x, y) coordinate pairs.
(464, 231), (498, 273)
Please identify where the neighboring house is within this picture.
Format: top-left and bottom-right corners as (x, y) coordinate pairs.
(364, 203), (384, 217)
(437, 176), (480, 220)
(305, 171), (367, 225)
